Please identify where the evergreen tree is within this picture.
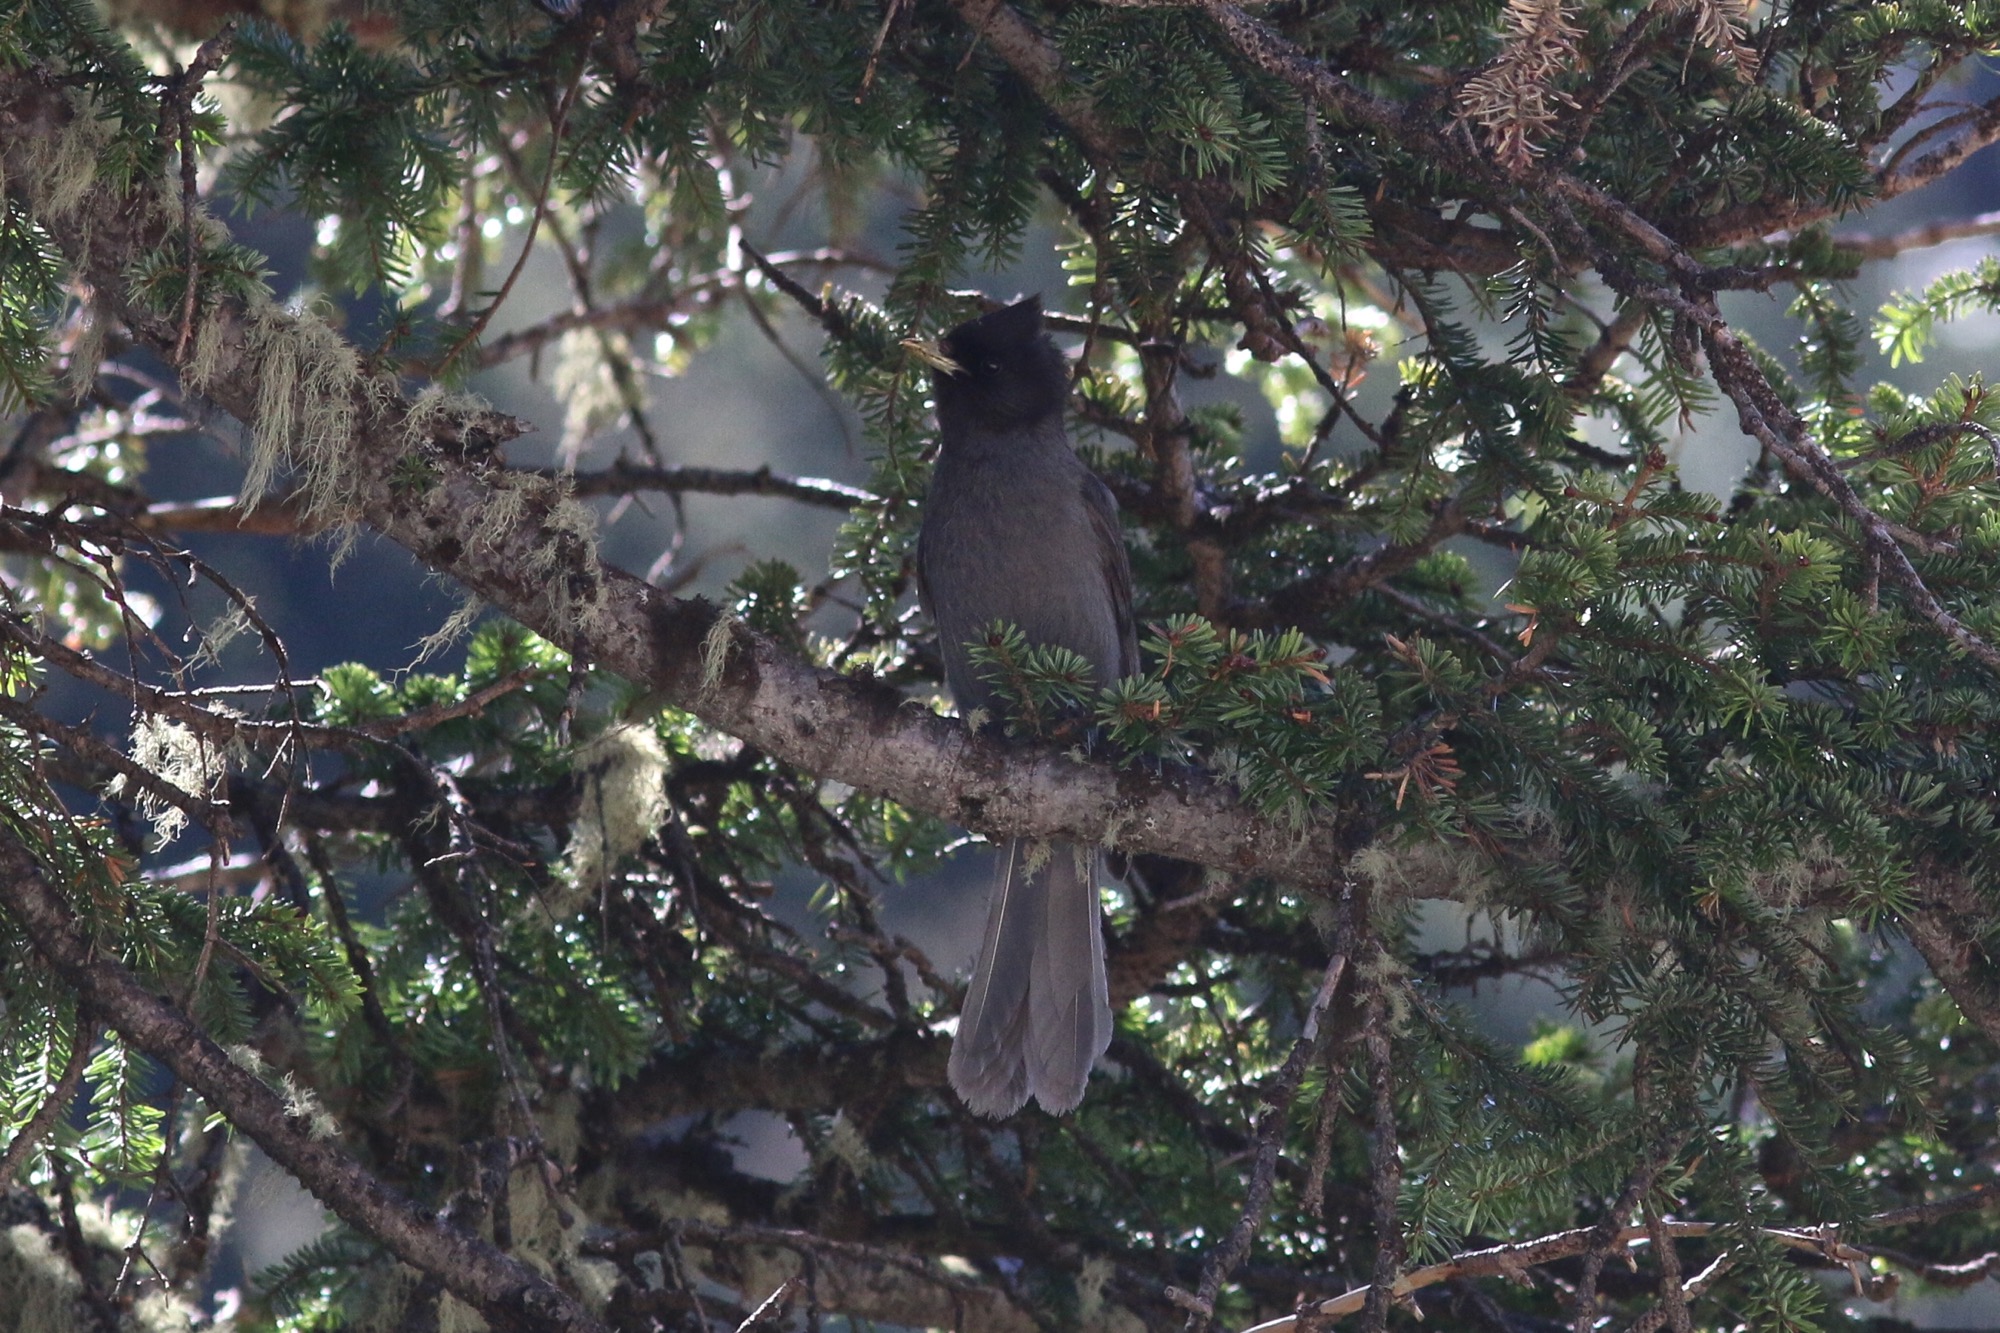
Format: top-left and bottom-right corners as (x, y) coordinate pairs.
(5, 0), (2000, 1328)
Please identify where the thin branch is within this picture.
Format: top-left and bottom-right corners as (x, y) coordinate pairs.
(1184, 952), (1350, 1332)
(346, 667), (537, 740)
(0, 823), (611, 1333)
(734, 1278), (801, 1332)
(561, 461), (873, 510)
(1873, 96), (2000, 202)
(740, 239), (858, 341)
(1870, 1180), (2000, 1229)
(587, 1217), (1044, 1333)
(0, 612), (525, 754)
(1834, 208), (2000, 260)
(432, 75), (583, 376)
(160, 21), (235, 365)
(133, 494), (310, 534)
(1236, 1218), (1877, 1333)
(1358, 976), (1403, 1333)
(0, 1017), (94, 1182)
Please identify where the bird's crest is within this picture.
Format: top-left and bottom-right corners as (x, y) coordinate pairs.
(945, 295), (1045, 362)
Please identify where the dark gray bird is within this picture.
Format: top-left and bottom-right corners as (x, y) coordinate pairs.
(908, 296), (1132, 1118)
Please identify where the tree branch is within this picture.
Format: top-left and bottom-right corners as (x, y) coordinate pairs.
(0, 1017), (94, 1184)
(1236, 1215), (1893, 1333)
(0, 824), (610, 1333)
(561, 460), (873, 510)
(0, 62), (1372, 894)
(1832, 208), (2000, 260)
(1171, 0), (2000, 676)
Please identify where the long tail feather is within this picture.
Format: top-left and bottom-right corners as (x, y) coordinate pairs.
(949, 840), (1110, 1117)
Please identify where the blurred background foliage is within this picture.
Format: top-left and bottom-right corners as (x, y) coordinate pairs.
(8, 0), (2000, 1330)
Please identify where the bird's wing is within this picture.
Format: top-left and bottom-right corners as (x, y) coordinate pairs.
(1081, 472), (1140, 680)
(913, 519), (935, 618)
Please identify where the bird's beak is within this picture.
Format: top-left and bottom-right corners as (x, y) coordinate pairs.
(901, 337), (962, 375)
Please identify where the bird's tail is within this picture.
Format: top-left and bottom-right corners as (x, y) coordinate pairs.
(949, 839), (1112, 1118)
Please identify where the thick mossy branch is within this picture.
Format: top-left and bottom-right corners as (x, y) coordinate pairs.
(0, 59), (1366, 891)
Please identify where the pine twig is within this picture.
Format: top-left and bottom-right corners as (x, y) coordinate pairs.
(432, 74), (583, 377)
(1357, 978), (1403, 1333)
(1234, 1219), (1874, 1333)
(735, 1277), (802, 1332)
(160, 21), (236, 366)
(1184, 951), (1350, 1332)
(0, 1017), (95, 1182)
(1640, 1202), (1694, 1333)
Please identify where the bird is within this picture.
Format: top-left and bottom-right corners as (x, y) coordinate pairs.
(906, 295), (1132, 1118)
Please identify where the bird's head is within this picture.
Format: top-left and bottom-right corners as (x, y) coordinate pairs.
(903, 296), (1068, 432)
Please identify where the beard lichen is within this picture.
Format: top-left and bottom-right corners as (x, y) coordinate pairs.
(0, 1223), (101, 1333)
(1745, 836), (1849, 911)
(14, 88), (121, 227)
(238, 300), (371, 521)
(414, 594), (486, 664)
(1351, 836), (1499, 907)
(698, 613), (736, 696)
(400, 384), (491, 449)
(63, 300), (109, 400)
(187, 602), (255, 672)
(467, 471), (611, 644)
(110, 715), (230, 846)
(533, 490), (613, 640)
(563, 723), (671, 908)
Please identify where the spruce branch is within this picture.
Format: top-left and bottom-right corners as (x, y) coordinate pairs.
(1235, 1217), (1886, 1333)
(1358, 976), (1404, 1333)
(1640, 1201), (1695, 1333)
(1684, 87), (2000, 248)
(157, 21), (234, 364)
(49, 1158), (122, 1333)
(131, 493), (311, 535)
(562, 461), (875, 510)
(0, 1015), (95, 1184)
(1900, 867), (2000, 1053)
(1834, 209), (2000, 260)
(1570, 1147), (1673, 1332)
(1688, 295), (2000, 671)
(1184, 950), (1350, 1333)
(0, 61), (1371, 889)
(1183, 0), (2000, 676)
(0, 823), (613, 1333)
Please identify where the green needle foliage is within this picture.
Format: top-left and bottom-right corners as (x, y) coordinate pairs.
(8, 0), (2000, 1329)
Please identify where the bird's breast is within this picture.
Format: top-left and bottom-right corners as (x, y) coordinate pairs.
(919, 450), (1125, 711)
